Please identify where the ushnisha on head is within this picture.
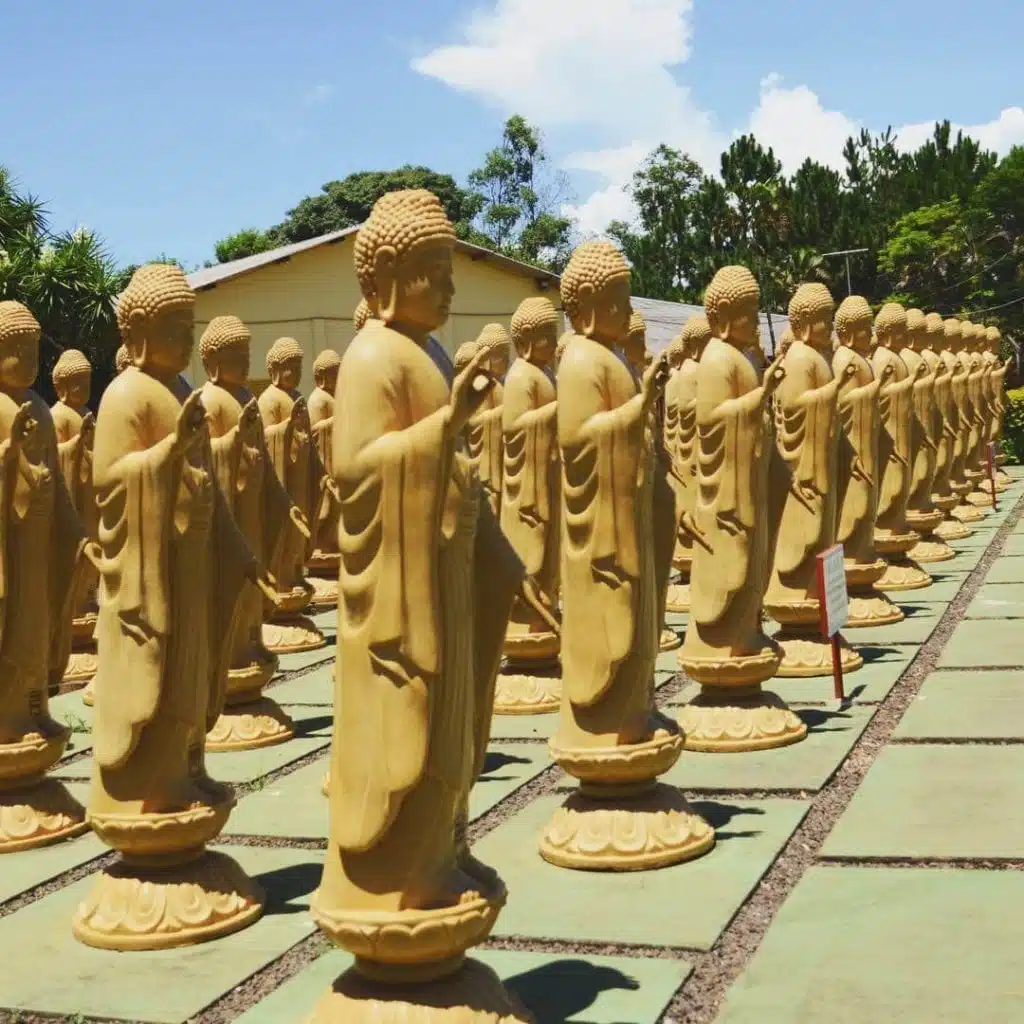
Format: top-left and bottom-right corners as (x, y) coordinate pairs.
(454, 339), (482, 373)
(266, 336), (304, 391)
(943, 318), (962, 352)
(0, 300), (41, 392)
(680, 314), (712, 362)
(52, 348), (92, 407)
(353, 189), (456, 335)
(986, 325), (1002, 354)
(115, 344), (131, 374)
(511, 297), (559, 366)
(924, 312), (945, 350)
(788, 283), (834, 349)
(561, 241), (632, 344)
(117, 263), (196, 378)
(704, 266), (760, 350)
(199, 315), (251, 386)
(313, 348), (341, 390)
(353, 297), (372, 332)
(476, 322), (511, 376)
(874, 302), (907, 349)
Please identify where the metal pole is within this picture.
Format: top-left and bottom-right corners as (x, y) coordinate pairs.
(845, 255), (852, 296)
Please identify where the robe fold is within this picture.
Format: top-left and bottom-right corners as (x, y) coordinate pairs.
(467, 385), (504, 515)
(874, 346), (913, 530)
(925, 351), (954, 499)
(902, 350), (937, 511)
(309, 393), (340, 560)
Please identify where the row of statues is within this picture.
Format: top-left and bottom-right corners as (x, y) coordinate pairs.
(0, 180), (1010, 1020)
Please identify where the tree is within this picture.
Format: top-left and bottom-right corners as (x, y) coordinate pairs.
(214, 228), (280, 263)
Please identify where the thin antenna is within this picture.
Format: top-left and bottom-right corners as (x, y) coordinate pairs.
(821, 248), (870, 295)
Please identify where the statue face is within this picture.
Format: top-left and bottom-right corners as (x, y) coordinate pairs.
(0, 331), (39, 391)
(215, 345), (250, 386)
(387, 240), (455, 333)
(581, 274), (631, 343)
(718, 296), (759, 350)
(64, 371), (92, 408)
(140, 305), (195, 376)
(523, 326), (557, 368)
(807, 310), (833, 350)
(846, 320), (873, 352)
(317, 366), (339, 393)
(275, 356), (302, 391)
(488, 345), (510, 378)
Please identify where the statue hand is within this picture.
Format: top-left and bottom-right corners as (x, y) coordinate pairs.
(10, 403), (37, 447)
(289, 504), (312, 540)
(520, 575), (560, 636)
(843, 363), (859, 381)
(173, 390), (208, 455)
(448, 346), (494, 436)
(641, 351), (670, 407)
(763, 357), (786, 397)
(254, 572), (279, 606)
(79, 412), (96, 447)
(238, 399), (261, 442)
(915, 362), (928, 380)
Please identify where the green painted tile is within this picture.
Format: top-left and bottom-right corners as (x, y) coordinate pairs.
(477, 795), (807, 950)
(770, 646), (912, 706)
(225, 758), (330, 839)
(984, 554), (1024, 584)
(0, 845), (321, 1023)
(275, 635), (337, 672)
(490, 707), (560, 740)
(902, 575), (965, 602)
(939, 618), (1024, 667)
(719, 867), (1024, 1024)
(237, 947), (691, 1024)
(951, 529), (997, 548)
(931, 549), (984, 575)
(656, 647), (681, 673)
(50, 689), (95, 760)
(470, 743), (552, 820)
(839, 607), (941, 646)
(966, 582), (1024, 618)
(822, 745), (1024, 859)
(894, 671), (1024, 740)
(668, 705), (874, 792)
(1004, 535), (1024, 556)
(266, 663), (334, 705)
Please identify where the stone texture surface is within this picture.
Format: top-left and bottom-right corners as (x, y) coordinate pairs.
(983, 554), (1024, 585)
(966, 582), (1024, 618)
(894, 671), (1024, 740)
(939, 619), (1024, 668)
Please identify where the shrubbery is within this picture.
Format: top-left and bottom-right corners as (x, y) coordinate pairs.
(1001, 387), (1024, 464)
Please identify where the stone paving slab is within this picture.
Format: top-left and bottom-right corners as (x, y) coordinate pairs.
(666, 705), (874, 793)
(1003, 534), (1024, 555)
(471, 743), (553, 818)
(769, 645), (912, 706)
(839, 606), (942, 646)
(821, 744), (1024, 859)
(983, 553), (1024, 584)
(0, 845), (322, 1023)
(266, 663), (334, 705)
(718, 866), (1024, 1024)
(53, 704), (334, 784)
(897, 574), (967, 603)
(929, 548), (984, 575)
(938, 618), (1024, 668)
(490, 707), (561, 740)
(275, 636), (337, 672)
(966, 582), (1024, 618)
(236, 947), (692, 1024)
(894, 671), (1024, 740)
(477, 794), (807, 950)
(51, 688), (95, 760)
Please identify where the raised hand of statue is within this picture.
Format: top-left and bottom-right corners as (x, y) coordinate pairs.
(914, 362), (928, 381)
(238, 399), (262, 446)
(172, 390), (208, 457)
(288, 398), (310, 462)
(9, 402), (37, 450)
(519, 574), (561, 636)
(762, 357), (786, 398)
(80, 412), (96, 447)
(447, 346), (494, 438)
(843, 363), (859, 381)
(289, 503), (312, 541)
(641, 351), (670, 410)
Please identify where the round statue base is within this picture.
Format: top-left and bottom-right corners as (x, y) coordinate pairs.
(307, 575), (338, 610)
(71, 611), (98, 645)
(932, 492), (960, 513)
(659, 628), (681, 652)
(846, 589), (905, 628)
(502, 630), (559, 665)
(207, 697), (295, 752)
(966, 489), (994, 507)
(951, 502), (986, 524)
(908, 534), (955, 563)
(306, 957), (533, 1024)
(72, 848), (265, 950)
(906, 508), (944, 534)
(0, 776), (87, 853)
(772, 626), (863, 678)
(876, 555), (932, 592)
(678, 688), (807, 752)
(665, 583), (690, 614)
(262, 616), (326, 654)
(678, 641), (782, 687)
(308, 549), (340, 574)
(539, 781), (714, 872)
(492, 673), (561, 716)
(934, 515), (972, 541)
(63, 648), (98, 684)
(873, 527), (920, 557)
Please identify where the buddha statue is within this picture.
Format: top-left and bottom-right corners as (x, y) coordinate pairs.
(494, 297), (562, 716)
(831, 296), (903, 628)
(115, 344), (131, 375)
(962, 322), (998, 504)
(677, 268), (805, 749)
(924, 312), (969, 540)
(72, 265), (271, 948)
(661, 332), (690, 614)
(0, 302), (88, 851)
(306, 348), (342, 606)
(764, 283), (861, 676)
(353, 297), (371, 332)
(465, 323), (508, 516)
(943, 319), (986, 525)
(901, 309), (954, 562)
(197, 316), (296, 752)
(555, 330), (573, 370)
(258, 338), (326, 651)
(872, 303), (932, 589)
(309, 190), (534, 1021)
(985, 325), (1012, 487)
(541, 240), (713, 869)
(51, 348), (100, 687)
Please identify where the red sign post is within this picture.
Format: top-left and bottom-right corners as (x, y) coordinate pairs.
(815, 543), (849, 702)
(986, 442), (999, 512)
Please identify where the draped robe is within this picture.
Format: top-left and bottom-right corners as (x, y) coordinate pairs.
(873, 345), (915, 535)
(466, 380), (504, 516)
(307, 386), (340, 563)
(924, 349), (955, 502)
(901, 346), (938, 515)
(945, 350), (971, 489)
(965, 352), (987, 477)
(668, 358), (700, 555)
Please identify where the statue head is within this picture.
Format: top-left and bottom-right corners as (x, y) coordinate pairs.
(354, 189), (456, 337)
(115, 344), (131, 374)
(959, 321), (976, 353)
(942, 318), (963, 353)
(117, 263), (196, 378)
(966, 321), (984, 352)
(561, 241), (632, 345)
(0, 300), (41, 392)
(924, 312), (945, 352)
(834, 295), (874, 353)
(52, 348), (92, 408)
(476, 322), (511, 377)
(454, 340), (482, 373)
(664, 334), (685, 369)
(874, 302), (907, 350)
(704, 266), (760, 350)
(788, 283), (834, 351)
(905, 308), (927, 351)
(511, 297), (558, 367)
(199, 315), (251, 386)
(353, 297), (373, 332)
(777, 327), (794, 358)
(266, 337), (303, 391)
(986, 324), (1002, 355)
(621, 309), (647, 370)
(681, 313), (712, 362)
(313, 348), (341, 393)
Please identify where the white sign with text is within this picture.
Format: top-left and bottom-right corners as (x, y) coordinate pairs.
(817, 543), (849, 637)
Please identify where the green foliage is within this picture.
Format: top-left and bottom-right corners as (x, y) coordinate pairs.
(1001, 387), (1024, 465)
(214, 228), (280, 264)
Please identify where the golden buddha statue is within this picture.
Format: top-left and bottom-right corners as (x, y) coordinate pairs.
(306, 348), (342, 606)
(465, 323), (508, 516)
(901, 309), (954, 562)
(353, 297), (371, 332)
(115, 344), (131, 375)
(309, 190), (533, 1022)
(985, 325), (1012, 488)
(51, 349), (100, 687)
(960, 322), (993, 507)
(764, 283), (861, 676)
(677, 268), (805, 748)
(831, 296), (903, 628)
(197, 316), (296, 752)
(555, 330), (573, 370)
(72, 265), (270, 948)
(541, 241), (713, 869)
(258, 338), (326, 652)
(662, 332), (690, 614)
(872, 303), (932, 589)
(776, 326), (794, 359)
(943, 319), (986, 525)
(0, 302), (88, 852)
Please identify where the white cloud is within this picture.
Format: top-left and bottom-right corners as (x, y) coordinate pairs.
(895, 106), (1024, 156)
(302, 83), (335, 106)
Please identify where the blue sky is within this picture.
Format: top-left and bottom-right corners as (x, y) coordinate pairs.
(3, 0), (1022, 270)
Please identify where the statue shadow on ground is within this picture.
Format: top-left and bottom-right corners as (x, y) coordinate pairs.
(504, 958), (641, 1023)
(689, 799), (765, 842)
(896, 603), (935, 619)
(252, 860), (322, 916)
(854, 644), (905, 664)
(291, 713), (334, 739)
(480, 750), (533, 781)
(797, 706), (855, 734)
